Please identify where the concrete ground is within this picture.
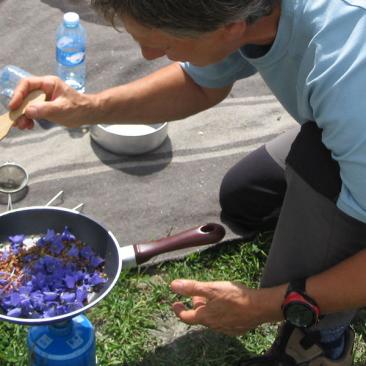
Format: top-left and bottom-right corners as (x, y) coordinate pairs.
(0, 0), (295, 258)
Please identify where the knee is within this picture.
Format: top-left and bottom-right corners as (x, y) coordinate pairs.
(219, 148), (285, 231)
(219, 167), (246, 215)
(219, 167), (256, 221)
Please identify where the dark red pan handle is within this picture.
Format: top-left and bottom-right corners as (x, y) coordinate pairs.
(133, 223), (225, 265)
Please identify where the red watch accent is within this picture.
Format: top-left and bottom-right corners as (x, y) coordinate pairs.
(281, 278), (321, 328)
(282, 291), (321, 318)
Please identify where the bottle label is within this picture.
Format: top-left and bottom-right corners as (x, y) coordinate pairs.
(56, 36), (85, 67)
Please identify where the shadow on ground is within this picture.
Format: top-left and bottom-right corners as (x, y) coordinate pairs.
(132, 327), (250, 366)
(89, 136), (173, 176)
(40, 0), (108, 25)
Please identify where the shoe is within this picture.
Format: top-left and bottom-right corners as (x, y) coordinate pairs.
(239, 322), (354, 365)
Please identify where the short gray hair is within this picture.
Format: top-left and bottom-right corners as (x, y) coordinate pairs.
(91, 0), (276, 37)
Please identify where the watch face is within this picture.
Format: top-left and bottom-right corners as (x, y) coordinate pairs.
(285, 302), (315, 327)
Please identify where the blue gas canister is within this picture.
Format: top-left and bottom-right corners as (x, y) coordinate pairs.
(27, 314), (96, 366)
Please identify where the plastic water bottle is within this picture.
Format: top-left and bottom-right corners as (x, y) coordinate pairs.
(0, 65), (31, 108)
(0, 65), (53, 129)
(56, 12), (86, 93)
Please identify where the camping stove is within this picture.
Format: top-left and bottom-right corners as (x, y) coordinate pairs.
(27, 314), (96, 365)
(1, 188), (95, 365)
(25, 192), (94, 365)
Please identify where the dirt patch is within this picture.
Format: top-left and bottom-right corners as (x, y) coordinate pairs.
(132, 315), (249, 366)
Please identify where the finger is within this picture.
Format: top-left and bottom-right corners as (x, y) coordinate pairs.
(172, 302), (202, 325)
(9, 76), (57, 110)
(24, 95), (64, 121)
(24, 102), (49, 120)
(170, 279), (218, 300)
(14, 115), (35, 130)
(192, 296), (207, 309)
(9, 77), (43, 109)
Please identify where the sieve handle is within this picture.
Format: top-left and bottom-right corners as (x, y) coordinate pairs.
(6, 194), (13, 211)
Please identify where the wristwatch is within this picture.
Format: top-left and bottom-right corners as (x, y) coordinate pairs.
(281, 278), (320, 328)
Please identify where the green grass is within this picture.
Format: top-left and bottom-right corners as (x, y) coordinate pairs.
(0, 233), (365, 365)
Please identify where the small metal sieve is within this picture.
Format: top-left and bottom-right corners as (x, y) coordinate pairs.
(0, 162), (29, 210)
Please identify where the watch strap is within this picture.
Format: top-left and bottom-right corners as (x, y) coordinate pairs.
(286, 277), (306, 294)
(286, 278), (319, 307)
(282, 278), (321, 327)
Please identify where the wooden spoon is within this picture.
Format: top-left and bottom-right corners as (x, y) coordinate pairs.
(0, 90), (46, 141)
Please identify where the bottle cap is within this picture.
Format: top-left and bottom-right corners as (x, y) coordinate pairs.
(63, 12), (80, 27)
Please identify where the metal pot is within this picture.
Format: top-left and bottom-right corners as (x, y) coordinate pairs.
(90, 123), (168, 155)
(0, 206), (225, 325)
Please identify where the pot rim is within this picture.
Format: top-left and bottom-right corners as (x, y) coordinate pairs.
(93, 122), (168, 137)
(0, 206), (123, 325)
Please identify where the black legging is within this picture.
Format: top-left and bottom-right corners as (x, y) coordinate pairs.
(219, 145), (286, 233)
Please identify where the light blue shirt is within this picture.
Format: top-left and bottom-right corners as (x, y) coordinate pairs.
(181, 0), (366, 223)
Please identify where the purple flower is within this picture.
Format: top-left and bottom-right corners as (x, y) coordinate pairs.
(37, 229), (56, 247)
(74, 270), (86, 282)
(43, 256), (62, 274)
(9, 234), (25, 245)
(60, 292), (76, 304)
(30, 312), (42, 319)
(44, 306), (57, 318)
(1, 298), (11, 308)
(30, 292), (46, 313)
(20, 298), (33, 315)
(0, 250), (9, 260)
(89, 273), (107, 286)
(9, 234), (25, 254)
(50, 237), (64, 256)
(0, 279), (7, 286)
(10, 292), (21, 307)
(7, 307), (22, 317)
(67, 244), (79, 257)
(61, 227), (76, 242)
(44, 229), (56, 242)
(90, 255), (104, 268)
(22, 254), (35, 263)
(22, 282), (34, 293)
(64, 275), (77, 289)
(80, 246), (94, 260)
(43, 291), (58, 301)
(0, 227), (108, 319)
(67, 301), (84, 312)
(56, 305), (68, 315)
(76, 285), (88, 303)
(31, 273), (47, 290)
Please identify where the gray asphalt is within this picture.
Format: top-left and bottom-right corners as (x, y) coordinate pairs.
(0, 0), (296, 263)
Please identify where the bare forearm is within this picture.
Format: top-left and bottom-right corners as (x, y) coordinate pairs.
(256, 249), (366, 323)
(92, 62), (231, 124)
(10, 64), (230, 128)
(170, 249), (366, 334)
(306, 249), (366, 314)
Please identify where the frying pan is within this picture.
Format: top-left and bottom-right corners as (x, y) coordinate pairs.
(0, 206), (225, 325)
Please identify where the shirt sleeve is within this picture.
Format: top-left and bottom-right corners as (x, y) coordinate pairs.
(180, 50), (257, 88)
(306, 25), (366, 223)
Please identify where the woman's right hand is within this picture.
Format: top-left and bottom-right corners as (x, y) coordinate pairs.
(9, 75), (97, 129)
